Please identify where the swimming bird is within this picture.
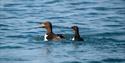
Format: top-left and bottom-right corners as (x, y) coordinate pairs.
(71, 26), (84, 41)
(40, 21), (64, 41)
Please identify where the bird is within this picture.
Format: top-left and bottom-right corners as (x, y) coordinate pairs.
(71, 26), (84, 41)
(40, 21), (64, 41)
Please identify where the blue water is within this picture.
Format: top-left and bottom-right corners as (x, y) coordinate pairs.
(0, 0), (125, 63)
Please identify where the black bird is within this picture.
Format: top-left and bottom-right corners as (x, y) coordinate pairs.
(71, 26), (84, 41)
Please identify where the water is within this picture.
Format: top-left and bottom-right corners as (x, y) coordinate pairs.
(0, 0), (125, 63)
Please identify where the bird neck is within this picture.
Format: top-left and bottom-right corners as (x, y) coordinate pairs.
(46, 27), (53, 34)
(74, 30), (80, 38)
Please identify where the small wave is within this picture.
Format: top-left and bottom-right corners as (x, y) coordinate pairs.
(44, 0), (61, 4)
(6, 35), (28, 38)
(0, 46), (23, 49)
(106, 16), (124, 20)
(0, 8), (25, 11)
(0, 24), (9, 27)
(45, 16), (67, 19)
(103, 24), (123, 27)
(72, 23), (86, 25)
(88, 61), (101, 63)
(0, 16), (18, 19)
(53, 25), (70, 29)
(3, 3), (22, 7)
(69, 2), (96, 5)
(91, 32), (125, 36)
(27, 21), (42, 24)
(87, 12), (106, 15)
(16, 0), (35, 1)
(116, 10), (125, 15)
(22, 31), (39, 34)
(74, 8), (87, 10)
(102, 58), (125, 62)
(92, 7), (109, 11)
(0, 28), (11, 30)
(61, 61), (82, 63)
(0, 57), (28, 61)
(24, 5), (42, 8)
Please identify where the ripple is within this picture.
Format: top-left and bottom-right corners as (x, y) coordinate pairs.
(0, 8), (26, 11)
(69, 2), (96, 5)
(0, 28), (11, 30)
(27, 21), (42, 24)
(0, 57), (28, 61)
(45, 16), (67, 19)
(0, 24), (9, 27)
(106, 16), (124, 20)
(16, 0), (35, 1)
(87, 12), (107, 15)
(117, 10), (125, 15)
(102, 58), (125, 62)
(24, 5), (43, 8)
(93, 31), (125, 36)
(103, 24), (123, 27)
(0, 16), (18, 19)
(0, 45), (23, 49)
(88, 61), (101, 63)
(93, 7), (125, 11)
(74, 8), (88, 10)
(6, 35), (28, 38)
(53, 25), (70, 29)
(72, 22), (86, 25)
(3, 3), (22, 7)
(61, 61), (82, 63)
(44, 0), (61, 4)
(92, 7), (110, 11)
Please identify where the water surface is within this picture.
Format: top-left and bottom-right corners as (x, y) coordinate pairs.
(0, 0), (125, 63)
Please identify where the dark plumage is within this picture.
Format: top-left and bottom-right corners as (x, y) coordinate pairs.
(71, 26), (84, 41)
(40, 21), (64, 41)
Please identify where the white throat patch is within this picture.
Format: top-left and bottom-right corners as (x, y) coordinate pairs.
(72, 37), (75, 41)
(44, 34), (48, 41)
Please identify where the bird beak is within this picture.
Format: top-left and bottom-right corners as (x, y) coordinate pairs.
(41, 24), (45, 27)
(39, 22), (45, 28)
